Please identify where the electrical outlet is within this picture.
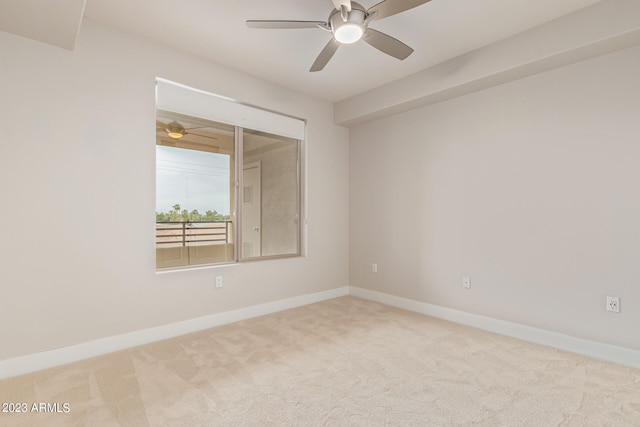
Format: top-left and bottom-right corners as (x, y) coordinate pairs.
(606, 296), (619, 313)
(372, 263), (378, 273)
(215, 276), (223, 288)
(462, 276), (471, 289)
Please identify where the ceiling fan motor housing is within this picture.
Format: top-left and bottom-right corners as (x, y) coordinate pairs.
(165, 121), (186, 138)
(329, 2), (367, 44)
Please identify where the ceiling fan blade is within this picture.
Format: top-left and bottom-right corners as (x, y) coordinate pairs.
(367, 0), (432, 21)
(310, 39), (340, 72)
(363, 29), (414, 60)
(185, 131), (218, 140)
(246, 20), (327, 29)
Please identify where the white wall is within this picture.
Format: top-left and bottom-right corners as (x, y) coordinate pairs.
(0, 19), (349, 361)
(349, 45), (640, 351)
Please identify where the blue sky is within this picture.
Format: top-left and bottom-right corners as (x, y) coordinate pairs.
(156, 145), (230, 214)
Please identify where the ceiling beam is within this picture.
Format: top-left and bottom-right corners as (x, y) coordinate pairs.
(334, 0), (640, 127)
(0, 0), (86, 50)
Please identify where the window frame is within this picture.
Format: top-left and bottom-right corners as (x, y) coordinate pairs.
(155, 80), (305, 270)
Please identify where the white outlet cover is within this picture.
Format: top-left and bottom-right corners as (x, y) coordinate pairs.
(462, 276), (471, 289)
(606, 296), (619, 312)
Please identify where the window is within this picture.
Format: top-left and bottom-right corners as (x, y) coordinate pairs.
(155, 81), (304, 269)
(242, 129), (300, 259)
(156, 114), (236, 268)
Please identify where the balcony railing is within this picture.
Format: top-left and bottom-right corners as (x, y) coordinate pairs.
(156, 221), (232, 247)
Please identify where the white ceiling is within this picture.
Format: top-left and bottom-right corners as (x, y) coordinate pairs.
(2, 0), (604, 102)
(82, 0), (604, 102)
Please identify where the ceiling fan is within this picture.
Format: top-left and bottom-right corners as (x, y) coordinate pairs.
(156, 120), (217, 140)
(246, 0), (432, 72)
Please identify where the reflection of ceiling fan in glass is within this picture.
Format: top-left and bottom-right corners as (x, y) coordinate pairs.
(156, 120), (218, 140)
(247, 0), (432, 71)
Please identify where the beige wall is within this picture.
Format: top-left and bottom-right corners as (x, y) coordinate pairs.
(349, 45), (640, 351)
(0, 19), (349, 361)
(3, 9), (637, 365)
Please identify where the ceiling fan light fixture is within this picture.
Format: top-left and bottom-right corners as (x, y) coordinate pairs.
(167, 131), (184, 139)
(165, 120), (186, 139)
(334, 23), (364, 44)
(329, 3), (366, 44)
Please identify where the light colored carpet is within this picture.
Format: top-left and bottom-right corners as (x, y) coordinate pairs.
(1, 296), (639, 426)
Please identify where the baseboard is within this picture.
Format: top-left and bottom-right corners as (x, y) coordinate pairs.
(5, 285), (636, 380)
(0, 286), (349, 380)
(349, 286), (640, 369)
